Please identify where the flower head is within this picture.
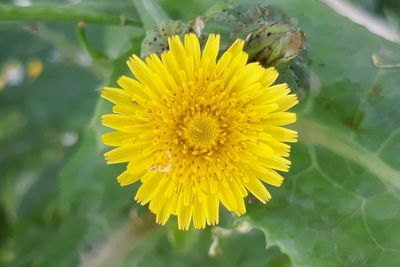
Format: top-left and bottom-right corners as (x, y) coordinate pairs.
(101, 33), (298, 230)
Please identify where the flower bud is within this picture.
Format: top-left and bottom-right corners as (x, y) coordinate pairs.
(141, 20), (192, 58)
(204, 3), (305, 67)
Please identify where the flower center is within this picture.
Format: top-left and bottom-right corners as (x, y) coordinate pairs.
(183, 114), (221, 153)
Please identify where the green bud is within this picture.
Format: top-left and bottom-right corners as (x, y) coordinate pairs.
(141, 20), (192, 58)
(203, 3), (305, 68)
(203, 3), (308, 92)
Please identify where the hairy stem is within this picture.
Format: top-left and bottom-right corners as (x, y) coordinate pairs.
(0, 4), (142, 26)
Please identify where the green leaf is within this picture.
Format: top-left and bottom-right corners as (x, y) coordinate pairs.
(122, 228), (291, 267)
(241, 0), (400, 266)
(166, 221), (200, 252)
(0, 16), (144, 267)
(0, 25), (103, 267)
(132, 0), (170, 30)
(159, 0), (222, 21)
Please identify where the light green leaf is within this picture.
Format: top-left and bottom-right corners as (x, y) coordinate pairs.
(132, 0), (170, 30)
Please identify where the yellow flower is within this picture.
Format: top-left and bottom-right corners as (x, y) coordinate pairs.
(101, 33), (298, 230)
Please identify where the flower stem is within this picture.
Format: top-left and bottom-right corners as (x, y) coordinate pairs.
(77, 21), (110, 62)
(0, 4), (142, 26)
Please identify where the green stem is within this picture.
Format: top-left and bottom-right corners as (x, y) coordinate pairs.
(77, 22), (109, 62)
(0, 4), (142, 26)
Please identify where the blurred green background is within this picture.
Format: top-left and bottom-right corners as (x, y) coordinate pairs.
(1, 0), (400, 266)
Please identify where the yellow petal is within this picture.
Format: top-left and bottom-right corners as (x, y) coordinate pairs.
(117, 169), (146, 186)
(244, 176), (271, 203)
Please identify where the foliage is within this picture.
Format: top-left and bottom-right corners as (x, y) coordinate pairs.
(0, 0), (399, 266)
